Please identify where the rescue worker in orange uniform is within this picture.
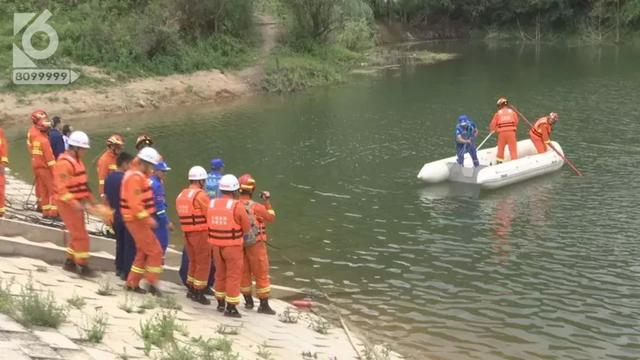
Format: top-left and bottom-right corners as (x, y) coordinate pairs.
(122, 147), (163, 295)
(176, 166), (212, 305)
(489, 98), (519, 163)
(529, 112), (559, 154)
(27, 110), (58, 218)
(208, 174), (251, 317)
(54, 131), (112, 277)
(238, 174), (277, 315)
(97, 134), (124, 198)
(0, 126), (8, 218)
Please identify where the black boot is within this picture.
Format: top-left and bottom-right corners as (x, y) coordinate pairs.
(204, 287), (214, 296)
(224, 304), (242, 318)
(76, 265), (98, 278)
(257, 299), (276, 315)
(216, 299), (226, 312)
(125, 285), (147, 294)
(148, 285), (163, 297)
(186, 284), (194, 299)
(243, 294), (254, 309)
(192, 289), (211, 305)
(62, 259), (76, 273)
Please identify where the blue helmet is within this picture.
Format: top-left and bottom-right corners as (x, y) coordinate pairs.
(458, 115), (470, 126)
(155, 161), (171, 171)
(210, 158), (224, 170)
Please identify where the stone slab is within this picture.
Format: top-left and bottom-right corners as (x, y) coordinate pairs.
(18, 341), (62, 359)
(0, 314), (27, 332)
(34, 330), (81, 350)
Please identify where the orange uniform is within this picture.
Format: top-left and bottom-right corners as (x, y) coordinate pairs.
(240, 199), (276, 299)
(208, 195), (250, 305)
(121, 163), (163, 287)
(97, 150), (118, 196)
(27, 125), (58, 217)
(54, 152), (92, 265)
(176, 185), (211, 290)
(0, 127), (8, 217)
(490, 107), (519, 162)
(529, 116), (553, 154)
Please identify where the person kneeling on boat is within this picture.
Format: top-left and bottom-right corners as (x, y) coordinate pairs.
(529, 112), (558, 154)
(455, 115), (479, 167)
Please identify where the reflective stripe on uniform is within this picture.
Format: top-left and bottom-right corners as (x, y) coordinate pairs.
(256, 286), (271, 294)
(130, 266), (145, 274)
(240, 286), (252, 293)
(225, 295), (242, 303)
(193, 279), (208, 286)
(99, 180), (105, 185)
(66, 248), (74, 255)
(145, 266), (163, 273)
(74, 252), (89, 259)
(0, 208), (5, 213)
(214, 291), (226, 299)
(1, 157), (7, 163)
(47, 160), (56, 167)
(136, 211), (149, 219)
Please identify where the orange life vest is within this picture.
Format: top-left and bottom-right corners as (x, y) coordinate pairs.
(495, 108), (518, 132)
(176, 188), (208, 232)
(120, 171), (155, 222)
(530, 117), (551, 139)
(57, 153), (91, 201)
(208, 198), (243, 247)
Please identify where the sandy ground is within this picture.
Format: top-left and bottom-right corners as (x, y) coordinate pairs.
(0, 17), (281, 126)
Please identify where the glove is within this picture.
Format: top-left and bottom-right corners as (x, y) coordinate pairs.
(260, 191), (271, 200)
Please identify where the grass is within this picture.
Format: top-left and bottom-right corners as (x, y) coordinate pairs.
(256, 342), (275, 360)
(137, 310), (187, 355)
(14, 280), (67, 328)
(80, 311), (109, 343)
(0, 277), (15, 314)
(216, 324), (240, 336)
(96, 276), (116, 296)
(157, 295), (182, 311)
(139, 295), (158, 310)
(308, 315), (330, 335)
(278, 307), (299, 324)
(118, 293), (147, 314)
(66, 294), (87, 309)
(362, 344), (391, 360)
(158, 336), (240, 360)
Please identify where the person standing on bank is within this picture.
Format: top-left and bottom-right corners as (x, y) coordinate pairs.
(208, 174), (251, 317)
(97, 134), (125, 198)
(62, 125), (72, 150)
(28, 110), (58, 219)
(151, 160), (172, 254)
(48, 116), (65, 159)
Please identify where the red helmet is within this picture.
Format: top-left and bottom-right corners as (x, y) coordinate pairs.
(238, 173), (256, 193)
(31, 109), (49, 124)
(107, 134), (124, 146)
(135, 134), (153, 150)
(549, 112), (559, 121)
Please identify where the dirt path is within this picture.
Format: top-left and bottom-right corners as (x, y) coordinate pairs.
(0, 16), (282, 126)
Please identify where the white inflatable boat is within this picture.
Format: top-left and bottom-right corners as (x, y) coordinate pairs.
(417, 139), (565, 189)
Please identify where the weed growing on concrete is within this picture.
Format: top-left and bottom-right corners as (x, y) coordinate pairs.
(190, 336), (239, 360)
(278, 307), (299, 324)
(362, 344), (391, 360)
(15, 280), (66, 328)
(301, 351), (319, 359)
(66, 293), (86, 309)
(158, 295), (182, 310)
(34, 265), (48, 272)
(96, 276), (115, 296)
(0, 277), (15, 314)
(137, 310), (187, 355)
(159, 341), (196, 360)
(118, 293), (146, 314)
(216, 324), (240, 336)
(308, 315), (330, 335)
(256, 342), (274, 359)
(80, 311), (109, 343)
(118, 347), (130, 360)
(138, 295), (157, 310)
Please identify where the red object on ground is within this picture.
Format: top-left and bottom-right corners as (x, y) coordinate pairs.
(292, 300), (314, 308)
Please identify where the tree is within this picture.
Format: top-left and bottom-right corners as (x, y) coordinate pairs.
(283, 0), (344, 41)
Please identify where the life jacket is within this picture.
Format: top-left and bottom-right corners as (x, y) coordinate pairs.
(176, 188), (208, 232)
(242, 200), (263, 246)
(207, 198), (243, 247)
(57, 153), (91, 201)
(530, 117), (551, 139)
(120, 171), (155, 222)
(495, 108), (518, 132)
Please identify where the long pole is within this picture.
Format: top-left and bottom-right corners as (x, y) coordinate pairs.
(476, 131), (494, 150)
(510, 105), (583, 176)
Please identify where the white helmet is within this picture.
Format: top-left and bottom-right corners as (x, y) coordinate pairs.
(219, 174), (239, 192)
(68, 131), (90, 149)
(188, 166), (208, 180)
(137, 147), (161, 165)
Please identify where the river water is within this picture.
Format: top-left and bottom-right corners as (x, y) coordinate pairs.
(5, 42), (640, 359)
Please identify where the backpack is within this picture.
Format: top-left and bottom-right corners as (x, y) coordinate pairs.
(243, 200), (260, 247)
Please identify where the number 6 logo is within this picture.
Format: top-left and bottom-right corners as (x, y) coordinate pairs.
(13, 10), (59, 68)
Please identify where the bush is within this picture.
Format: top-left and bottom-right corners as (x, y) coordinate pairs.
(336, 19), (376, 51)
(15, 282), (67, 328)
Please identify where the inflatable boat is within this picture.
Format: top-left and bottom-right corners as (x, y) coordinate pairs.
(417, 140), (565, 189)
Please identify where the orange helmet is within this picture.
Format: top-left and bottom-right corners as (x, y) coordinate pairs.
(135, 134), (153, 150)
(496, 97), (508, 107)
(549, 112), (559, 121)
(238, 173), (256, 193)
(31, 109), (49, 124)
(107, 134), (124, 146)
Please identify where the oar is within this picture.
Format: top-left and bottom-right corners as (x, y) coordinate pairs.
(476, 131), (494, 150)
(509, 105), (583, 176)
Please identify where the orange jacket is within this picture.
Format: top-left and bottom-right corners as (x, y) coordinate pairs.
(207, 195), (250, 247)
(240, 195), (276, 242)
(0, 128), (8, 165)
(120, 164), (155, 222)
(176, 185), (210, 233)
(529, 116), (552, 143)
(97, 149), (118, 195)
(54, 152), (92, 206)
(27, 126), (56, 169)
(490, 108), (519, 133)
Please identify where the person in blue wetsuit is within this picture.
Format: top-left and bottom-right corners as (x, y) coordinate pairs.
(455, 115), (480, 167)
(48, 116), (65, 159)
(205, 158), (224, 199)
(151, 161), (172, 254)
(104, 151), (135, 280)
